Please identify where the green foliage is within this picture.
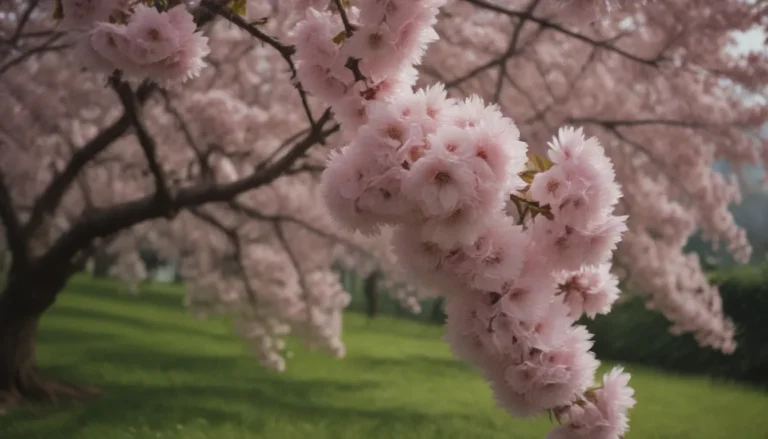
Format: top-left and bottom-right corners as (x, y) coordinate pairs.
(585, 264), (768, 385)
(344, 264), (768, 385)
(3, 276), (767, 438)
(228, 0), (247, 16)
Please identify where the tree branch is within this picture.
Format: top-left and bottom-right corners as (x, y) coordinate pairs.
(462, 0), (664, 67)
(33, 109), (337, 275)
(568, 118), (710, 129)
(160, 91), (213, 180)
(0, 35), (70, 77)
(493, 0), (540, 103)
(333, 0), (355, 37)
(7, 0), (40, 47)
(231, 202), (370, 256)
(200, 0), (319, 126)
(23, 83), (155, 236)
(113, 79), (173, 210)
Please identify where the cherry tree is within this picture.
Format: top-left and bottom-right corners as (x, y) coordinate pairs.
(427, 0), (767, 353)
(0, 1), (765, 436)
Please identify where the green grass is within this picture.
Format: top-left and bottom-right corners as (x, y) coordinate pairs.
(3, 276), (768, 439)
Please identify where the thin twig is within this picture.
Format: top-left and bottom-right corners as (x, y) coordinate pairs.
(333, 0), (355, 37)
(463, 0), (665, 67)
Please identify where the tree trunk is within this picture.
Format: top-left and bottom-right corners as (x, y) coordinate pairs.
(0, 305), (39, 399)
(0, 283), (98, 407)
(364, 271), (380, 319)
(431, 297), (445, 323)
(0, 287), (47, 403)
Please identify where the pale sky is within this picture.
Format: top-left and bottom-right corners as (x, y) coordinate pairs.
(731, 27), (766, 55)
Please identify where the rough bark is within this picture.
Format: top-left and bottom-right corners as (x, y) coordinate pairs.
(0, 282), (99, 407)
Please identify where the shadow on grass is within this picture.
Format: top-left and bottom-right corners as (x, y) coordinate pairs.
(39, 306), (235, 344)
(7, 348), (478, 438)
(5, 378), (398, 436)
(8, 278), (499, 438)
(351, 355), (473, 375)
(65, 277), (187, 309)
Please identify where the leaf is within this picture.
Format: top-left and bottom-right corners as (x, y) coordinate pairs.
(53, 0), (64, 19)
(517, 153), (553, 191)
(526, 151), (553, 172)
(250, 17), (269, 26)
(518, 169), (538, 185)
(228, 0), (247, 16)
(509, 194), (554, 223)
(332, 30), (347, 45)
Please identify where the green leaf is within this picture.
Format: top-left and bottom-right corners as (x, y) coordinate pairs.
(332, 30), (347, 45)
(526, 151), (553, 172)
(509, 194), (554, 223)
(228, 0), (247, 16)
(517, 153), (552, 193)
(518, 169), (538, 185)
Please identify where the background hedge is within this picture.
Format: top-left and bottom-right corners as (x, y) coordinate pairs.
(585, 264), (768, 385)
(342, 263), (768, 385)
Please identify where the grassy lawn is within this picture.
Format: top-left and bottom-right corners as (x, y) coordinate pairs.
(3, 276), (768, 439)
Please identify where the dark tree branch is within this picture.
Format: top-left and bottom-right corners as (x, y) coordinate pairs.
(493, 0), (539, 103)
(201, 0), (295, 60)
(113, 80), (173, 210)
(200, 0), (319, 126)
(0, 170), (27, 266)
(0, 35), (69, 77)
(569, 118), (711, 129)
(8, 0), (40, 46)
(333, 0), (355, 37)
(462, 0), (665, 67)
(522, 45), (599, 125)
(231, 201), (370, 256)
(33, 109), (336, 276)
(446, 56), (506, 89)
(23, 84), (155, 237)
(160, 91), (213, 180)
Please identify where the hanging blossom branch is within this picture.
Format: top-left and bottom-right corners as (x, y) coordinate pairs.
(287, 1), (636, 438)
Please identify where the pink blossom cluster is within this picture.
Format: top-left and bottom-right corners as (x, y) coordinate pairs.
(58, 2), (209, 85)
(183, 241), (351, 371)
(289, 0), (442, 134)
(326, 95), (635, 437)
(291, 1), (636, 437)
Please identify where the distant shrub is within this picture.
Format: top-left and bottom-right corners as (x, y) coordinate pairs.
(586, 264), (768, 385)
(343, 264), (768, 384)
